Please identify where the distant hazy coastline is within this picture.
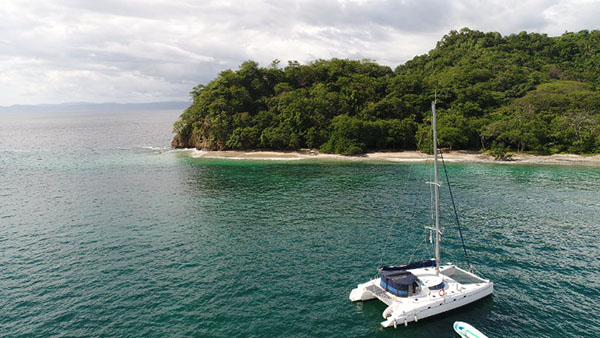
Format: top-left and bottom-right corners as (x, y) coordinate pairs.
(0, 101), (189, 114)
(186, 149), (600, 166)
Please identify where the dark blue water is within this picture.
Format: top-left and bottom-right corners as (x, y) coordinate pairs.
(1, 110), (599, 337)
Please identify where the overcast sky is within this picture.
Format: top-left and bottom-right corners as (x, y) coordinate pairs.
(1, 0), (598, 106)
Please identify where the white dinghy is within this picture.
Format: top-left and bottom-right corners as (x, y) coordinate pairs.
(349, 101), (493, 328)
(453, 321), (489, 338)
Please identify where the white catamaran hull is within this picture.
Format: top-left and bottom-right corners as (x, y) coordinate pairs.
(350, 265), (493, 328)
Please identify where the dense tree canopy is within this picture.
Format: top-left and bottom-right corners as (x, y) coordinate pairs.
(173, 28), (600, 155)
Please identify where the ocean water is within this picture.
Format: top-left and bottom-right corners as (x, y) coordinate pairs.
(1, 110), (599, 337)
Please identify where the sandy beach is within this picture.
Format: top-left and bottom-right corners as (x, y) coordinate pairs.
(188, 149), (600, 166)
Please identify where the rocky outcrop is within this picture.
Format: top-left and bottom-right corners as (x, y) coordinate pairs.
(171, 133), (226, 150)
(171, 134), (187, 148)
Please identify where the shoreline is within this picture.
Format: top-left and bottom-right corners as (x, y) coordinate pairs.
(185, 149), (600, 166)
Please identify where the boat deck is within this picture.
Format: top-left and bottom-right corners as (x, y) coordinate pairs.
(365, 284), (393, 305)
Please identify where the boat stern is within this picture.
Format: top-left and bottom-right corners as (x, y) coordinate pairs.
(349, 280), (378, 302)
(349, 286), (375, 302)
(380, 310), (415, 328)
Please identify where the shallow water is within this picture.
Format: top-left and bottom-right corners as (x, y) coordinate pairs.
(1, 110), (599, 337)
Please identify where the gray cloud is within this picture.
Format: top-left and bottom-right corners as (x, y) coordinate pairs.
(0, 0), (597, 105)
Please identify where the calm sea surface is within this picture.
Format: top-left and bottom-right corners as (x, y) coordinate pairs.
(1, 110), (599, 337)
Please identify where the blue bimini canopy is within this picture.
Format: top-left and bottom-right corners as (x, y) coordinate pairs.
(379, 259), (436, 273)
(380, 270), (419, 297)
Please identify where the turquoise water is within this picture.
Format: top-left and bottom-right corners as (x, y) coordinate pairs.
(1, 110), (599, 337)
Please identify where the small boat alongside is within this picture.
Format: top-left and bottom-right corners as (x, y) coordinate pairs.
(349, 101), (493, 328)
(453, 321), (489, 338)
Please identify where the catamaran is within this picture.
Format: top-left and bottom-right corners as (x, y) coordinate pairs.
(349, 101), (493, 328)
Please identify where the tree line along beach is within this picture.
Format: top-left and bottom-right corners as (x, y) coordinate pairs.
(172, 28), (600, 159)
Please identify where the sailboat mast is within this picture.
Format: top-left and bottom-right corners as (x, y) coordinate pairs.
(432, 100), (440, 275)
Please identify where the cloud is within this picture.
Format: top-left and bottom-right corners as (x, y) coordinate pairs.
(0, 0), (597, 105)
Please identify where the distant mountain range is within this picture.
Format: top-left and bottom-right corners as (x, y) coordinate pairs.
(0, 101), (189, 113)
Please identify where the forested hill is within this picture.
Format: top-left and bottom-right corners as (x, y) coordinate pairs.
(172, 28), (600, 155)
